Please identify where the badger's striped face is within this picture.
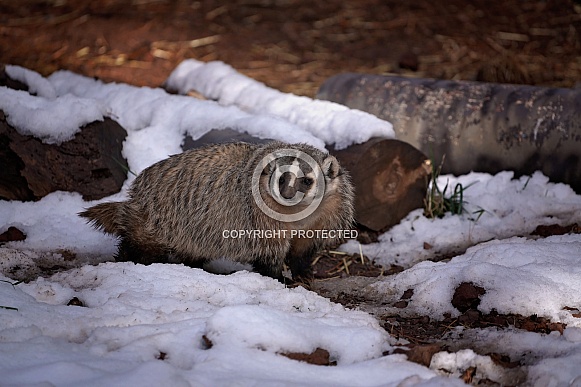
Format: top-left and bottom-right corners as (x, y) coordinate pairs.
(261, 152), (341, 203)
(252, 146), (343, 223)
(268, 155), (318, 205)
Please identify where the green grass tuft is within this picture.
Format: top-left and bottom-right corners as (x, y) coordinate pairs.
(424, 156), (467, 219)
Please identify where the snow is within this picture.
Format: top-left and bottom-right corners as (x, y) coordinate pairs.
(439, 328), (581, 386)
(368, 234), (581, 322)
(341, 170), (581, 269)
(4, 64), (57, 99)
(46, 69), (327, 175)
(164, 59), (395, 149)
(1, 62), (581, 386)
(1, 66), (104, 145)
(0, 263), (462, 386)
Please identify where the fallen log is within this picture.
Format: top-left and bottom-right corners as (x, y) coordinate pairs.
(330, 138), (430, 232)
(0, 111), (128, 201)
(1, 65), (429, 232)
(317, 73), (581, 193)
(184, 130), (430, 232)
(0, 65), (128, 201)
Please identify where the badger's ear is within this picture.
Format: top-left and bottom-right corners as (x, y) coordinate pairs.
(322, 155), (341, 179)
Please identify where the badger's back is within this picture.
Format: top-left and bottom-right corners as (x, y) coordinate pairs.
(124, 143), (266, 261)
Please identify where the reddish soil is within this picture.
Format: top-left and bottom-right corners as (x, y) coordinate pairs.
(1, 0), (579, 98)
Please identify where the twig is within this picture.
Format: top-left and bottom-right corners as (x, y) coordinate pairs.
(151, 35), (221, 50)
(342, 257), (351, 275)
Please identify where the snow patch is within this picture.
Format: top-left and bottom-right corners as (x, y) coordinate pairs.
(0, 87), (105, 144)
(0, 264), (436, 386)
(342, 171), (581, 269)
(371, 234), (581, 322)
(5, 64), (57, 98)
(165, 59), (395, 149)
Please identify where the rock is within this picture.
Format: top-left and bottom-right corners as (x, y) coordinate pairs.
(451, 282), (486, 313)
(330, 138), (430, 231)
(0, 67), (128, 202)
(281, 347), (335, 366)
(0, 226), (26, 243)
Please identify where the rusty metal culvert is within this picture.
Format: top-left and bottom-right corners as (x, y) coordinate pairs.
(317, 74), (581, 193)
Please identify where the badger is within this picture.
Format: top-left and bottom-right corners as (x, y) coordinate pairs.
(80, 141), (355, 284)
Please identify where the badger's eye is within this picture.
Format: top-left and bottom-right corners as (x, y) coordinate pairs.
(303, 177), (313, 186)
(279, 175), (285, 185)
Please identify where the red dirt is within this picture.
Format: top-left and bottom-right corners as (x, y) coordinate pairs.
(1, 0), (579, 97)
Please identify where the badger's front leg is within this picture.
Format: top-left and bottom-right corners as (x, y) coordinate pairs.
(285, 239), (317, 287)
(252, 257), (285, 283)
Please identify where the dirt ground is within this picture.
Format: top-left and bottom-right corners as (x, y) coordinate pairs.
(1, 0), (580, 97)
(2, 1), (581, 385)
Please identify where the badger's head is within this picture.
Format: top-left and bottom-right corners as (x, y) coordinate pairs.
(252, 142), (351, 224)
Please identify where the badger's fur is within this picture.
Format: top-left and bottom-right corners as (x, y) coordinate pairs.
(80, 141), (354, 283)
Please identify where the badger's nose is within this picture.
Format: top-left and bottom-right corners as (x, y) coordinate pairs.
(279, 172), (298, 200)
(280, 186), (297, 200)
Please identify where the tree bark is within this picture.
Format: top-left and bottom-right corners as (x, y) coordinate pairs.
(317, 73), (581, 193)
(330, 137), (430, 232)
(0, 110), (128, 201)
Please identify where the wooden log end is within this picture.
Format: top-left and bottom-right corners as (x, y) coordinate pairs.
(332, 138), (431, 232)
